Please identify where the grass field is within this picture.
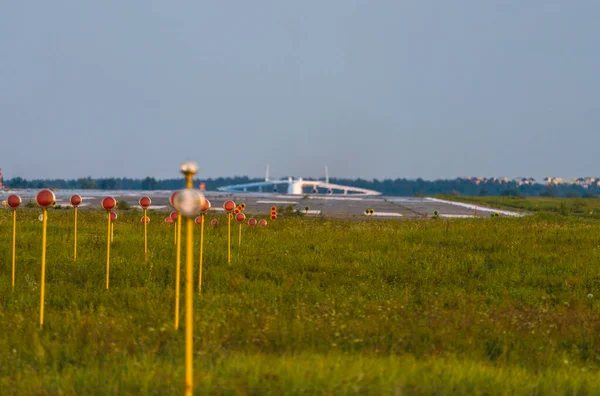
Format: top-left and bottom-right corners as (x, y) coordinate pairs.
(2, 203), (600, 395)
(438, 195), (600, 218)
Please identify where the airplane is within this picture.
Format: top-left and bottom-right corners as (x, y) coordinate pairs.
(217, 166), (381, 196)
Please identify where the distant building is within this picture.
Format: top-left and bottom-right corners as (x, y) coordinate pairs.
(466, 176), (489, 185)
(515, 177), (536, 186)
(544, 177), (564, 185)
(542, 176), (600, 188)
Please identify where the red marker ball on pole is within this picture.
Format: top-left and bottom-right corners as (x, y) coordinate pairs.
(248, 218), (257, 227)
(7, 195), (22, 209)
(270, 206), (277, 212)
(101, 196), (117, 211)
(70, 194), (82, 207)
(270, 214), (277, 221)
(169, 191), (180, 208)
(36, 189), (56, 326)
(165, 217), (174, 224)
(259, 219), (268, 227)
(210, 219), (218, 226)
(201, 199), (211, 213)
(110, 211), (118, 222)
(223, 200), (236, 212)
(195, 216), (203, 225)
(141, 216), (150, 224)
(235, 213), (246, 223)
(234, 208), (240, 214)
(170, 211), (179, 221)
(37, 190), (56, 208)
(139, 196), (151, 209)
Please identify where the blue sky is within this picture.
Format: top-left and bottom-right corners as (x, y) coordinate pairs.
(1, 1), (599, 180)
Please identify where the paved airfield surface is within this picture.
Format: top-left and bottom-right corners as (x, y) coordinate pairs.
(1, 190), (522, 219)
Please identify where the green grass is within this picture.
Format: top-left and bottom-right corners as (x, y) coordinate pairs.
(438, 195), (600, 217)
(2, 207), (600, 394)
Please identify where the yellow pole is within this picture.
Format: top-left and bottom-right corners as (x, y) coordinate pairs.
(143, 208), (148, 258)
(174, 220), (177, 245)
(111, 221), (114, 243)
(40, 209), (47, 327)
(74, 207), (78, 261)
(12, 209), (16, 290)
(184, 172), (194, 396)
(198, 214), (204, 294)
(238, 222), (242, 247)
(227, 213), (231, 264)
(185, 216), (194, 396)
(106, 211), (111, 289)
(175, 215), (182, 329)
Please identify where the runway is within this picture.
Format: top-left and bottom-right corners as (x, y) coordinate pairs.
(0, 189), (522, 219)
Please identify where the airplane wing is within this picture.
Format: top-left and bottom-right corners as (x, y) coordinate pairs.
(217, 180), (289, 192)
(317, 182), (381, 195)
(217, 177), (381, 195)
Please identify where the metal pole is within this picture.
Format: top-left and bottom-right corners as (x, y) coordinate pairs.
(227, 214), (231, 264)
(74, 206), (78, 261)
(144, 208), (148, 257)
(106, 211), (111, 289)
(175, 215), (182, 329)
(12, 209), (16, 289)
(40, 209), (48, 326)
(198, 214), (204, 294)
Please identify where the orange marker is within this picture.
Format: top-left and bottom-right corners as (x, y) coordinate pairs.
(196, 198), (211, 293)
(170, 210), (182, 329)
(101, 197), (117, 290)
(7, 194), (22, 290)
(235, 212), (246, 247)
(223, 200), (236, 264)
(70, 195), (82, 261)
(139, 196), (152, 257)
(36, 189), (56, 327)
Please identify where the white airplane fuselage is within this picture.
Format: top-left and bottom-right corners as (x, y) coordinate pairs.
(288, 178), (304, 195)
(217, 168), (381, 196)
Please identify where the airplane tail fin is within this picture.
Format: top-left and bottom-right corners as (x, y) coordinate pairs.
(325, 166), (329, 184)
(265, 164), (270, 182)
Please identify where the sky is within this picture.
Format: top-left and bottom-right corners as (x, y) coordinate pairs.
(1, 1), (599, 181)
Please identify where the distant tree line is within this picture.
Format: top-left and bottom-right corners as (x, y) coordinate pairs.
(329, 178), (597, 198)
(4, 176), (599, 198)
(4, 176), (264, 192)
